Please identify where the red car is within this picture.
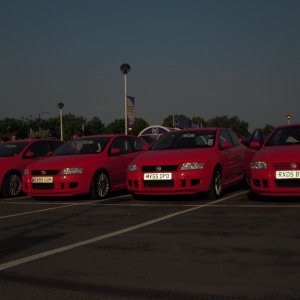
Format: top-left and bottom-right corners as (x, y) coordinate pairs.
(22, 135), (148, 199)
(0, 139), (63, 197)
(249, 123), (300, 196)
(127, 128), (246, 199)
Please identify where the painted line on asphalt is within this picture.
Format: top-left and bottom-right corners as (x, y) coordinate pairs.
(102, 203), (300, 208)
(0, 194), (130, 220)
(0, 191), (247, 271)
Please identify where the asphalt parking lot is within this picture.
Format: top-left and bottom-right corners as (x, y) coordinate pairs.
(0, 189), (300, 300)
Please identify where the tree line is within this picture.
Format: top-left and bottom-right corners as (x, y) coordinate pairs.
(0, 113), (274, 141)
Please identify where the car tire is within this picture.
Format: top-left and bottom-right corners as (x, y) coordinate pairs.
(206, 167), (222, 200)
(90, 171), (110, 199)
(1, 172), (22, 198)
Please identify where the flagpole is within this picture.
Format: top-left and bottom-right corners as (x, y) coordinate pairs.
(120, 63), (131, 135)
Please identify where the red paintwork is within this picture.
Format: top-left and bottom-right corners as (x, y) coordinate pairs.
(249, 123), (300, 196)
(0, 139), (63, 197)
(127, 128), (245, 197)
(22, 135), (148, 197)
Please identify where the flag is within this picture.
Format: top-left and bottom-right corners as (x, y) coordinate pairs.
(127, 96), (135, 129)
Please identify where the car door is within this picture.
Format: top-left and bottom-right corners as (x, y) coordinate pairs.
(108, 137), (136, 189)
(219, 130), (244, 185)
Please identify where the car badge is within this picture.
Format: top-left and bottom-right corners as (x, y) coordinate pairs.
(156, 166), (162, 172)
(41, 170), (46, 175)
(290, 163), (297, 169)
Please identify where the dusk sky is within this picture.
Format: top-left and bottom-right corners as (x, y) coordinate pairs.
(1, 0), (299, 130)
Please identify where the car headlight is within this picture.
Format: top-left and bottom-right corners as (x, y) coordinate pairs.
(60, 168), (83, 174)
(128, 164), (138, 172)
(181, 162), (204, 170)
(24, 169), (29, 176)
(250, 161), (268, 169)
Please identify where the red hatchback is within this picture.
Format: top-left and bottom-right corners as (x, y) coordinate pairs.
(22, 135), (148, 199)
(249, 123), (300, 196)
(127, 128), (246, 199)
(0, 139), (63, 198)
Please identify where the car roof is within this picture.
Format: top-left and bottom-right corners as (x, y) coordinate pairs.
(276, 123), (300, 129)
(169, 128), (225, 133)
(75, 134), (138, 139)
(2, 139), (62, 144)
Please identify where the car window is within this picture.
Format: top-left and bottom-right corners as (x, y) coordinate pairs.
(0, 142), (28, 157)
(228, 130), (241, 146)
(49, 141), (64, 152)
(151, 130), (216, 150)
(266, 126), (300, 146)
(110, 137), (133, 154)
(54, 137), (109, 156)
(130, 137), (146, 151)
(25, 141), (52, 158)
(219, 130), (232, 149)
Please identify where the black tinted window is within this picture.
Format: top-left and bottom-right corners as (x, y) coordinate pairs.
(228, 130), (241, 146)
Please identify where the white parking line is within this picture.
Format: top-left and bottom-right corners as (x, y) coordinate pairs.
(0, 194), (130, 220)
(0, 191), (247, 271)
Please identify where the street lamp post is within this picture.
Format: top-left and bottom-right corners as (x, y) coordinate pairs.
(120, 63), (131, 135)
(58, 102), (64, 141)
(286, 114), (292, 125)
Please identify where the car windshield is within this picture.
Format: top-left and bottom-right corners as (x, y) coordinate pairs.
(54, 137), (110, 156)
(266, 126), (300, 146)
(0, 142), (29, 157)
(151, 130), (216, 150)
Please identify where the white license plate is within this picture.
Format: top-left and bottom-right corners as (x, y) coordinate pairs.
(276, 170), (300, 179)
(32, 176), (53, 183)
(144, 173), (172, 180)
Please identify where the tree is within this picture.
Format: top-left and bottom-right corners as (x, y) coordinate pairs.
(263, 124), (275, 136)
(85, 117), (105, 135)
(128, 118), (149, 136)
(0, 118), (28, 140)
(162, 114), (190, 128)
(191, 116), (206, 127)
(207, 115), (249, 137)
(105, 119), (125, 134)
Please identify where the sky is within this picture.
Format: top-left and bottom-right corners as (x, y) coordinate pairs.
(0, 0), (299, 131)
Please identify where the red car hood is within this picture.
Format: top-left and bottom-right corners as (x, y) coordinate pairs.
(27, 154), (99, 169)
(133, 148), (214, 165)
(254, 145), (300, 162)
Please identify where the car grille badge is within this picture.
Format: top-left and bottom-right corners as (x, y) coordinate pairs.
(290, 163), (297, 169)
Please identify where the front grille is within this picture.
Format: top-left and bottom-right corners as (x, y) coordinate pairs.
(275, 180), (300, 188)
(144, 180), (174, 187)
(142, 165), (178, 172)
(32, 183), (55, 190)
(31, 170), (59, 175)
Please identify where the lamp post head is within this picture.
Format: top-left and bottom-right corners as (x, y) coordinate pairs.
(120, 63), (131, 75)
(58, 102), (64, 109)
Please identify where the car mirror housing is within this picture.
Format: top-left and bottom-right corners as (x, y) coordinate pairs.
(110, 147), (121, 155)
(221, 141), (232, 149)
(249, 141), (261, 149)
(24, 151), (35, 158)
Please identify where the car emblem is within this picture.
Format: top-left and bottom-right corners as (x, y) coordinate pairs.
(290, 163), (297, 169)
(41, 170), (46, 175)
(156, 166), (162, 172)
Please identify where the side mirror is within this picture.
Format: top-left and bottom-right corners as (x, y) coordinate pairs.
(110, 147), (121, 155)
(249, 141), (262, 150)
(25, 151), (35, 158)
(221, 141), (232, 149)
